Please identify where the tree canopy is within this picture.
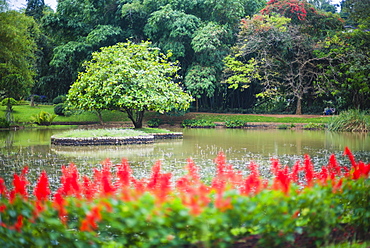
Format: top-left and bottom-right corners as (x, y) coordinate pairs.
(66, 41), (193, 128)
(0, 9), (38, 100)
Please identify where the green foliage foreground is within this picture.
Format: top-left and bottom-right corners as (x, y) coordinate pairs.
(0, 148), (369, 247)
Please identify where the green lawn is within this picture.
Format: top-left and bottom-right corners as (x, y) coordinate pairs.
(192, 113), (331, 124)
(0, 104), (132, 123)
(1, 103), (337, 126)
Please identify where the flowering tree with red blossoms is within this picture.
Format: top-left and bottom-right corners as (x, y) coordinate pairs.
(0, 147), (369, 247)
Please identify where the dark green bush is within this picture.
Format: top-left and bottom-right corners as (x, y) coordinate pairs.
(54, 103), (66, 116)
(182, 119), (216, 128)
(52, 95), (66, 104)
(0, 117), (10, 128)
(147, 118), (162, 127)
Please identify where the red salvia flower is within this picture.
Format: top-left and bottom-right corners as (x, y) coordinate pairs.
(60, 163), (81, 198)
(53, 189), (68, 225)
(13, 215), (23, 232)
(318, 166), (329, 184)
(240, 161), (267, 196)
(272, 164), (291, 194)
(0, 204), (6, 212)
(34, 170), (51, 202)
(215, 193), (233, 212)
(100, 160), (116, 196)
(291, 160), (301, 184)
(303, 155), (315, 187)
(10, 167), (29, 201)
(147, 160), (161, 191)
(116, 158), (132, 189)
(186, 158), (200, 184)
(80, 205), (102, 232)
(82, 176), (95, 200)
(328, 154), (342, 179)
(0, 178), (7, 197)
(332, 178), (343, 193)
(344, 147), (356, 168)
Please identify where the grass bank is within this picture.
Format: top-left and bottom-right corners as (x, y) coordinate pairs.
(1, 104), (335, 127)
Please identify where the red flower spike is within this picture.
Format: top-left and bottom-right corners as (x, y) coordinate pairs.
(272, 165), (291, 194)
(0, 204), (6, 212)
(100, 161), (115, 196)
(60, 163), (81, 198)
(332, 178), (343, 193)
(82, 176), (95, 200)
(344, 147), (357, 169)
(116, 158), (132, 189)
(34, 171), (51, 202)
(53, 189), (68, 225)
(80, 204), (104, 232)
(186, 158), (200, 184)
(215, 194), (233, 212)
(240, 161), (264, 196)
(147, 160), (161, 191)
(328, 154), (342, 178)
(303, 154), (315, 187)
(10, 170), (29, 201)
(291, 160), (300, 184)
(318, 166), (329, 185)
(13, 215), (23, 232)
(0, 178), (7, 197)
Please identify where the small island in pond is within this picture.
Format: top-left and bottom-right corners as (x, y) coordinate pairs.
(51, 128), (183, 146)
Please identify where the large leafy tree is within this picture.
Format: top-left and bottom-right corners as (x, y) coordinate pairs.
(341, 0), (370, 28)
(315, 30), (370, 109)
(66, 41), (193, 128)
(0, 7), (39, 119)
(223, 14), (340, 114)
(39, 0), (123, 98)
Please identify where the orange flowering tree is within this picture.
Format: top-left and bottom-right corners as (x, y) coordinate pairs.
(0, 148), (369, 247)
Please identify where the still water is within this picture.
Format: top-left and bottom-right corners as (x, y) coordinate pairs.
(0, 127), (369, 188)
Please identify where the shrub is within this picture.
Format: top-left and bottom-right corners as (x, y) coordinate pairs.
(277, 124), (288, 129)
(0, 117), (10, 128)
(52, 95), (66, 105)
(54, 103), (66, 116)
(0, 148), (368, 247)
(182, 119), (216, 128)
(303, 123), (326, 130)
(30, 111), (57, 125)
(0, 98), (18, 106)
(225, 120), (245, 128)
(327, 109), (369, 132)
(147, 118), (162, 127)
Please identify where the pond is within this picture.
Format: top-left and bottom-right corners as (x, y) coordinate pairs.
(0, 127), (369, 190)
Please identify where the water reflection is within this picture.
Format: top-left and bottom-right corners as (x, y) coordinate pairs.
(0, 128), (369, 188)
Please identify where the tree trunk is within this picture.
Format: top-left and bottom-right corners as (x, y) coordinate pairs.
(125, 109), (144, 128)
(295, 97), (302, 115)
(96, 111), (103, 125)
(30, 95), (34, 107)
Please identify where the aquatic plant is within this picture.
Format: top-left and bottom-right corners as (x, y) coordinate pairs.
(225, 120), (245, 128)
(0, 148), (369, 247)
(182, 119), (216, 128)
(327, 109), (369, 132)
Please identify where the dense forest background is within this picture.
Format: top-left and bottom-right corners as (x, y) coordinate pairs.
(1, 0), (369, 114)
